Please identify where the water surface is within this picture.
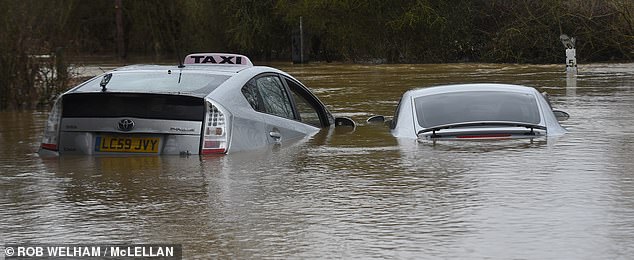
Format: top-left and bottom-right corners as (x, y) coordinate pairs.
(1, 63), (634, 259)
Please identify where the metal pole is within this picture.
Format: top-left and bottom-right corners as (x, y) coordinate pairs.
(300, 16), (303, 64)
(115, 0), (125, 59)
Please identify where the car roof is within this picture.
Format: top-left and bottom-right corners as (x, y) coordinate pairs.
(66, 53), (284, 98)
(405, 83), (538, 97)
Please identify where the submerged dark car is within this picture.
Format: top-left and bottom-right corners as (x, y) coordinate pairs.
(382, 83), (567, 141)
(39, 53), (353, 156)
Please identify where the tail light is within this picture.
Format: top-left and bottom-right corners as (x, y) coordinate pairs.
(40, 97), (62, 151)
(201, 100), (230, 154)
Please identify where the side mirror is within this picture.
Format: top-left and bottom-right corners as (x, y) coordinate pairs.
(334, 117), (356, 128)
(553, 110), (569, 121)
(366, 115), (385, 124)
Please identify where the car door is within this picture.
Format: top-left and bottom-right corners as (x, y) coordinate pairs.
(241, 73), (319, 145)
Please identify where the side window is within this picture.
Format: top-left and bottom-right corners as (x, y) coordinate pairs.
(241, 75), (295, 120)
(285, 78), (323, 127)
(257, 76), (295, 119)
(241, 80), (263, 112)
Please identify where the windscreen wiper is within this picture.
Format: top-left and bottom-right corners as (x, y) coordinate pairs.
(418, 121), (547, 137)
(100, 73), (112, 92)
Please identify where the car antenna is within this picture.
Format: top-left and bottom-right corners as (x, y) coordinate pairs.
(100, 73), (112, 92)
(176, 50), (185, 84)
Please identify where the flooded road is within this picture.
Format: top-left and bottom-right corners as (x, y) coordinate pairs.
(2, 63), (634, 259)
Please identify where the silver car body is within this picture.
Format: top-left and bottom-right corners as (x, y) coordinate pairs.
(390, 83), (566, 140)
(39, 53), (336, 155)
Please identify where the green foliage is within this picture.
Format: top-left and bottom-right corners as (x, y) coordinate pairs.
(5, 0), (632, 63)
(0, 0), (633, 109)
(0, 0), (75, 110)
(480, 0), (634, 62)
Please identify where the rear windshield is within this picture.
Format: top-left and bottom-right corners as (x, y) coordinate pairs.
(77, 71), (229, 95)
(414, 91), (541, 128)
(62, 93), (204, 121)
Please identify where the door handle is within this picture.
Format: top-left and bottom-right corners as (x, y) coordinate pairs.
(269, 131), (281, 139)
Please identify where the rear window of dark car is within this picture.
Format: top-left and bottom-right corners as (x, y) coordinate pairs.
(414, 91), (541, 128)
(62, 93), (204, 121)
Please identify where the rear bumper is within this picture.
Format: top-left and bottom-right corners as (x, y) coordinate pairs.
(56, 117), (204, 155)
(38, 146), (60, 157)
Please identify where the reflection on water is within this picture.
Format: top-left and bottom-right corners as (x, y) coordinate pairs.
(566, 73), (577, 96)
(1, 63), (634, 258)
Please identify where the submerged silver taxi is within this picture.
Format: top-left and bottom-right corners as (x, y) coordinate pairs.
(379, 83), (568, 141)
(40, 53), (351, 156)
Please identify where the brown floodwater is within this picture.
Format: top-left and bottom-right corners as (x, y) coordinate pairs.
(1, 62), (634, 259)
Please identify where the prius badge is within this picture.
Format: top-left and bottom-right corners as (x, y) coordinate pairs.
(117, 119), (135, 131)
